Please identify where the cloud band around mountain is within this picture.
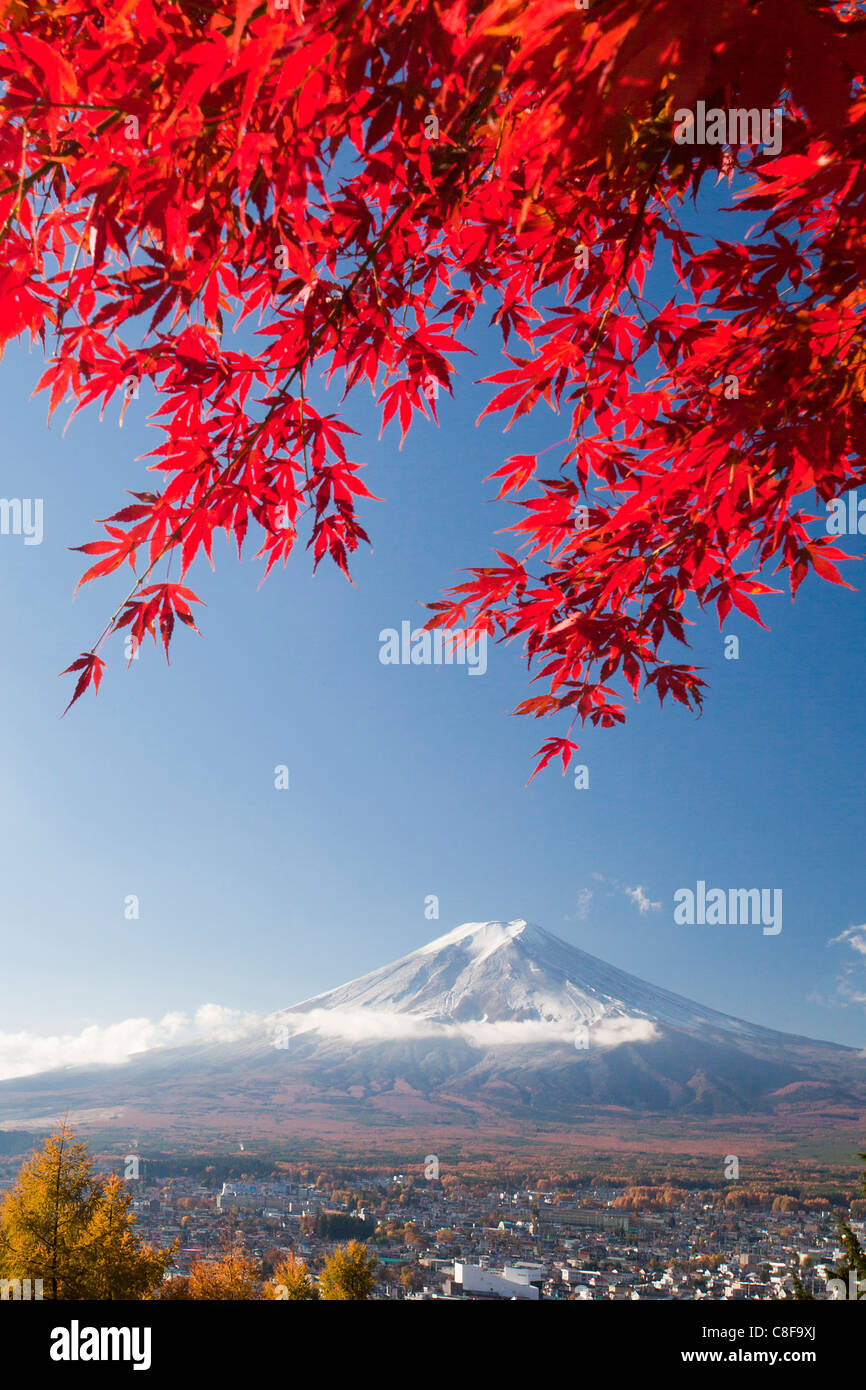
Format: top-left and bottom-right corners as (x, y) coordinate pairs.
(0, 1004), (659, 1081)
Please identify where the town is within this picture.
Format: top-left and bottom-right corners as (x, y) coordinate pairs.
(2, 1148), (857, 1301)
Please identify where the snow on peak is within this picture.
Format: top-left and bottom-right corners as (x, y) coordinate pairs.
(418, 919), (535, 960)
(288, 916), (779, 1045)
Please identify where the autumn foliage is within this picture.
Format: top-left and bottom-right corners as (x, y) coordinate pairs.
(0, 1), (864, 767)
(316, 1239), (378, 1300)
(169, 1237), (261, 1300)
(0, 1126), (173, 1299)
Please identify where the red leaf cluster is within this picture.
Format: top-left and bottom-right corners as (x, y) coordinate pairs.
(0, 0), (862, 758)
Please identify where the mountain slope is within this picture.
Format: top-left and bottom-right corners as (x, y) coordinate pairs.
(283, 918), (804, 1040)
(0, 920), (862, 1133)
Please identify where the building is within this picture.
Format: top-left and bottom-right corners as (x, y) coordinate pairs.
(447, 1262), (540, 1300)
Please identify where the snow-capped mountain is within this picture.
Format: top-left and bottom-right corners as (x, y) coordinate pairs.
(278, 918), (777, 1043)
(0, 920), (862, 1135)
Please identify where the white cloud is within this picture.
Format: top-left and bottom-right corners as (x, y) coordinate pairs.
(0, 996), (660, 1083)
(287, 1008), (440, 1043)
(829, 924), (866, 957)
(826, 925), (866, 1009)
(591, 1016), (659, 1046)
(458, 1015), (657, 1048)
(574, 888), (593, 921)
(192, 1003), (261, 1042)
(830, 966), (866, 1008)
(0, 1006), (263, 1082)
(626, 885), (661, 914)
(589, 874), (661, 914)
(282, 1007), (658, 1050)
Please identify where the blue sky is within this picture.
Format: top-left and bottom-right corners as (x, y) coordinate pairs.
(0, 184), (864, 1076)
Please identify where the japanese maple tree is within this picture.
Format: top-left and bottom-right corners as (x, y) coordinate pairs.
(0, 0), (863, 769)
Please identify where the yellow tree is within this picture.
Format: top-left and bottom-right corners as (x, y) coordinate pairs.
(318, 1241), (377, 1302)
(0, 1126), (173, 1300)
(158, 1276), (192, 1299)
(264, 1254), (319, 1301)
(187, 1241), (260, 1300)
(73, 1175), (175, 1300)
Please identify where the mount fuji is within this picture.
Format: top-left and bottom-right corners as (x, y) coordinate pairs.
(0, 920), (863, 1136)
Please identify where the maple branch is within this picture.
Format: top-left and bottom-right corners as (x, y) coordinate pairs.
(76, 83), (514, 662)
(568, 164), (663, 451)
(79, 194), (420, 661)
